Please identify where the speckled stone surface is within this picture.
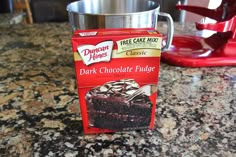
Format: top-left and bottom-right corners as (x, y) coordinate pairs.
(0, 13), (24, 26)
(0, 22), (235, 157)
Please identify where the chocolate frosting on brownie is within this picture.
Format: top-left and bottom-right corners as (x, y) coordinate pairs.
(85, 79), (153, 131)
(86, 79), (149, 102)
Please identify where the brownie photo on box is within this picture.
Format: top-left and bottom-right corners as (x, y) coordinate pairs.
(85, 79), (153, 131)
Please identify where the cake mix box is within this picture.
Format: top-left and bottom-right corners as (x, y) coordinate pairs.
(71, 28), (162, 134)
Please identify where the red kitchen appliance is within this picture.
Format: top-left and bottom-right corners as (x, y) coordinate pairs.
(161, 0), (236, 67)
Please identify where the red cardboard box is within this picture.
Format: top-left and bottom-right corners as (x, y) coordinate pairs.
(71, 28), (162, 134)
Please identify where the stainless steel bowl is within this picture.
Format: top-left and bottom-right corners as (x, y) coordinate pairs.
(67, 0), (174, 49)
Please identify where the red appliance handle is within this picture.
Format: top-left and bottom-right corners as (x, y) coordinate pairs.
(176, 0), (236, 21)
(196, 16), (236, 39)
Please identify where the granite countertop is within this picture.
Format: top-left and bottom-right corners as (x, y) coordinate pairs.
(0, 13), (25, 26)
(0, 22), (235, 157)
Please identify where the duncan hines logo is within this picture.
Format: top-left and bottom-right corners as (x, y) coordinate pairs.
(77, 40), (113, 65)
